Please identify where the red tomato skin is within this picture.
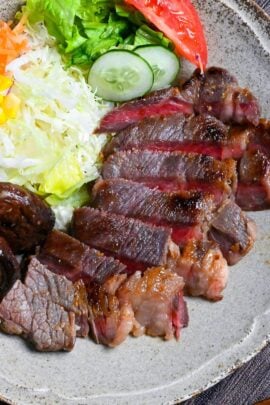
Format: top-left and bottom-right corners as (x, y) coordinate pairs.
(124, 0), (208, 70)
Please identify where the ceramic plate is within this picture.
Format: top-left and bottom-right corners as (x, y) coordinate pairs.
(0, 1), (270, 404)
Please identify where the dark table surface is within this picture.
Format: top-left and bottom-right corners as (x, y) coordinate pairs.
(0, 1), (270, 405)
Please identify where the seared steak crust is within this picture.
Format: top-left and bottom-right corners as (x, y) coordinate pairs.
(72, 208), (177, 271)
(39, 230), (126, 287)
(93, 179), (215, 226)
(0, 182), (55, 253)
(102, 150), (237, 195)
(209, 200), (256, 265)
(181, 67), (260, 126)
(104, 113), (248, 159)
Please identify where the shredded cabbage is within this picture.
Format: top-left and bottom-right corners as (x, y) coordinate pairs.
(0, 24), (110, 227)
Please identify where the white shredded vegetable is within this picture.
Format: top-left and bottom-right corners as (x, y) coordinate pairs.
(0, 24), (111, 228)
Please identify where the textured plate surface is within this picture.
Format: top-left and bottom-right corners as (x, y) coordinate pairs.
(0, 1), (270, 404)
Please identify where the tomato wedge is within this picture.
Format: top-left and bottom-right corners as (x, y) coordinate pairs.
(124, 0), (208, 70)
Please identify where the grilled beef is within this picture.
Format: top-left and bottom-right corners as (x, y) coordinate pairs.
(0, 182), (55, 253)
(39, 230), (126, 288)
(89, 267), (188, 347)
(72, 208), (179, 273)
(95, 87), (193, 133)
(0, 257), (79, 351)
(0, 237), (20, 300)
(93, 179), (215, 245)
(236, 150), (270, 210)
(102, 150), (237, 201)
(181, 67), (260, 126)
(248, 119), (270, 156)
(104, 113), (249, 160)
(176, 240), (228, 301)
(209, 200), (256, 265)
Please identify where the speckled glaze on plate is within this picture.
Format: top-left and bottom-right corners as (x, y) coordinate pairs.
(0, 1), (270, 404)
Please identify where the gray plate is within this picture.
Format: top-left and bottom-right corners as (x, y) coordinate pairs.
(0, 1), (270, 404)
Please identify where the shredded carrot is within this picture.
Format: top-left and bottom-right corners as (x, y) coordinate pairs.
(0, 14), (29, 75)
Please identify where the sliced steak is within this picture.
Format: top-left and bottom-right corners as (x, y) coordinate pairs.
(209, 200), (256, 265)
(248, 119), (270, 156)
(93, 179), (215, 245)
(95, 87), (193, 133)
(0, 237), (20, 300)
(104, 113), (249, 160)
(0, 182), (55, 253)
(176, 240), (228, 301)
(102, 150), (237, 201)
(181, 67), (260, 126)
(89, 267), (188, 347)
(0, 257), (77, 351)
(236, 150), (270, 211)
(39, 230), (126, 288)
(72, 208), (179, 273)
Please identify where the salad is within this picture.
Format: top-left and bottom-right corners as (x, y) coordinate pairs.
(0, 0), (208, 226)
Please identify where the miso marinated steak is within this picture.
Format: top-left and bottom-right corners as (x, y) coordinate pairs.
(236, 150), (270, 211)
(95, 87), (193, 133)
(89, 267), (188, 347)
(102, 150), (237, 199)
(181, 67), (260, 126)
(209, 200), (256, 265)
(39, 230), (126, 288)
(104, 113), (249, 160)
(0, 237), (20, 300)
(0, 258), (77, 351)
(93, 179), (215, 245)
(0, 183), (55, 253)
(176, 240), (228, 301)
(72, 208), (179, 272)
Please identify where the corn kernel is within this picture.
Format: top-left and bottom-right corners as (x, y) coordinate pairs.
(0, 75), (13, 91)
(0, 95), (4, 104)
(0, 107), (7, 125)
(3, 93), (21, 119)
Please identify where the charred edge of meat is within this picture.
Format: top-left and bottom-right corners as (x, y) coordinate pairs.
(92, 178), (216, 227)
(72, 207), (179, 271)
(180, 67), (260, 126)
(0, 182), (55, 253)
(38, 230), (126, 288)
(0, 237), (20, 300)
(209, 200), (257, 265)
(236, 150), (270, 211)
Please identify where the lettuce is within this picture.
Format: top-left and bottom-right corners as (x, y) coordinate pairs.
(1, 24), (109, 228)
(24, 0), (173, 67)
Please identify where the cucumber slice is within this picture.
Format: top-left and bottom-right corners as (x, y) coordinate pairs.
(88, 50), (154, 102)
(135, 45), (180, 91)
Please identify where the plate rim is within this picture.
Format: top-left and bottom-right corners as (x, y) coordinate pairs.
(0, 1), (269, 404)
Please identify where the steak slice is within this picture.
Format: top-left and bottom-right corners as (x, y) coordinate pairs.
(248, 119), (270, 156)
(236, 150), (270, 211)
(89, 267), (188, 347)
(104, 113), (249, 160)
(95, 87), (193, 133)
(39, 230), (126, 287)
(0, 237), (20, 300)
(176, 240), (228, 301)
(0, 182), (55, 253)
(181, 67), (260, 126)
(72, 208), (179, 273)
(102, 150), (237, 201)
(93, 179), (215, 245)
(0, 257), (77, 351)
(209, 200), (256, 265)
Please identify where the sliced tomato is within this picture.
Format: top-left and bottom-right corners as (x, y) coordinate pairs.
(124, 0), (208, 70)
